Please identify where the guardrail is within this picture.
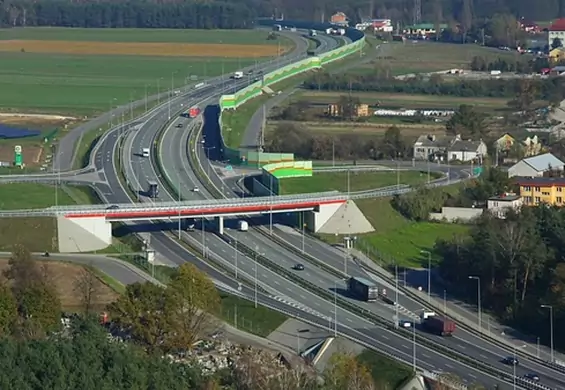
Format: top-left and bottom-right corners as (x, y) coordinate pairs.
(353, 256), (565, 378)
(218, 21), (366, 166)
(221, 231), (552, 389)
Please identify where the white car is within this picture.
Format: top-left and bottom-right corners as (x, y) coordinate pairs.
(192, 187), (200, 192)
(400, 320), (412, 328)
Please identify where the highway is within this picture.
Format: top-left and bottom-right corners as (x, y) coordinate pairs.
(25, 27), (553, 389)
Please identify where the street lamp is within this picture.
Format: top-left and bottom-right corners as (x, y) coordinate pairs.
(420, 250), (431, 302)
(469, 276), (481, 333)
(541, 304), (554, 362)
(253, 246), (264, 309)
(333, 279), (341, 337)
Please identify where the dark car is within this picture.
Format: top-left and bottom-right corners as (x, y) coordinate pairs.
(524, 373), (540, 381)
(293, 264), (305, 271)
(502, 356), (519, 365)
(106, 205), (119, 210)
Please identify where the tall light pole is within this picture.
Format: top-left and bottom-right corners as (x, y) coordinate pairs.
(333, 279), (339, 337)
(412, 316), (416, 372)
(420, 250), (431, 302)
(254, 252), (258, 308)
(234, 238), (238, 279)
(469, 276), (481, 333)
(395, 265), (399, 328)
(177, 172), (182, 239)
(301, 213), (306, 253)
(541, 304), (554, 362)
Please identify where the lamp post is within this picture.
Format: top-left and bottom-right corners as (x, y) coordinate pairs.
(333, 279), (339, 337)
(420, 250), (431, 302)
(469, 276), (481, 333)
(541, 304), (554, 362)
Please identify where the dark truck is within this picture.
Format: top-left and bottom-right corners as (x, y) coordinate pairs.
(348, 277), (379, 302)
(420, 311), (456, 336)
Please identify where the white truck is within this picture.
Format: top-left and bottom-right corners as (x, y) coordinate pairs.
(142, 148), (150, 157)
(233, 71), (243, 79)
(238, 220), (249, 232)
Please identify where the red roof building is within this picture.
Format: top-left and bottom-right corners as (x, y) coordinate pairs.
(549, 19), (565, 47)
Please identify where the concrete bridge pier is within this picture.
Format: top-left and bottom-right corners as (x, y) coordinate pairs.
(217, 216), (224, 235)
(57, 216), (112, 253)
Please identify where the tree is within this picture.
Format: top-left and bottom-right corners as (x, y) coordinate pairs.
(323, 352), (375, 390)
(0, 284), (17, 336)
(108, 282), (169, 350)
(73, 266), (99, 315)
(508, 79), (537, 112)
(445, 105), (486, 138)
(337, 95), (361, 121)
(164, 263), (220, 351)
(380, 126), (407, 159)
(552, 37), (563, 50)
(3, 246), (61, 338)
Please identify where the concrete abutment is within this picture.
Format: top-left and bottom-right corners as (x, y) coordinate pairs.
(57, 216), (112, 253)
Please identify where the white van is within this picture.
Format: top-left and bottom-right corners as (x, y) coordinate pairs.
(238, 220), (249, 232)
(142, 148), (150, 157)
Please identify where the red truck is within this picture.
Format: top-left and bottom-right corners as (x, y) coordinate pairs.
(421, 312), (455, 336)
(189, 106), (200, 118)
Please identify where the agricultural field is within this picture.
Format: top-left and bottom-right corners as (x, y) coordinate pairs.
(279, 170), (441, 195)
(0, 27), (292, 169)
(350, 41), (525, 75)
(0, 258), (119, 311)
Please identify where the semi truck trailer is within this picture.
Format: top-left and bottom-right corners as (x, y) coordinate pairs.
(348, 277), (379, 302)
(420, 312), (456, 336)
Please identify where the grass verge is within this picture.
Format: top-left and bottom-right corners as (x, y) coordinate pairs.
(279, 170), (442, 194)
(219, 293), (287, 337)
(356, 349), (413, 389)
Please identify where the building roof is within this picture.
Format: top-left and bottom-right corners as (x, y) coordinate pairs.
(447, 140), (482, 152)
(489, 194), (521, 202)
(522, 153), (564, 172)
(514, 176), (565, 187)
(550, 18), (565, 31)
(414, 134), (452, 148)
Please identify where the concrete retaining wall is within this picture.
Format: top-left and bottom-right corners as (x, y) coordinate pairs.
(429, 207), (482, 222)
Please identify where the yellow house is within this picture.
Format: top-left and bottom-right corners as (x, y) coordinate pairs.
(516, 177), (565, 206)
(494, 133), (515, 151)
(549, 48), (565, 63)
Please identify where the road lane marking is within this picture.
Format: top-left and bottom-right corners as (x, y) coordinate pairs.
(402, 344), (410, 349)
(274, 281), (280, 285)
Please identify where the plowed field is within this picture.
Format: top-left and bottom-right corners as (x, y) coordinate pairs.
(0, 40), (284, 57)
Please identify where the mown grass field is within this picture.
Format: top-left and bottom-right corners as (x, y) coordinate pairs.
(297, 91), (510, 111)
(326, 185), (470, 269)
(279, 170), (441, 194)
(350, 41), (525, 75)
(0, 184), (99, 252)
(0, 27), (292, 115)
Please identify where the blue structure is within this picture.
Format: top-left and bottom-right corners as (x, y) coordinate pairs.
(0, 124), (41, 139)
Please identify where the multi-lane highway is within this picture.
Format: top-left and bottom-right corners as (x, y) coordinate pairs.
(17, 26), (560, 389)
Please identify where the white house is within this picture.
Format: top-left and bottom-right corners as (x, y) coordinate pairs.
(446, 139), (488, 162)
(487, 194), (523, 219)
(549, 18), (565, 47)
(507, 153), (564, 178)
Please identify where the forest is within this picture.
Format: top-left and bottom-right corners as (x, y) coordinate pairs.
(0, 0), (562, 30)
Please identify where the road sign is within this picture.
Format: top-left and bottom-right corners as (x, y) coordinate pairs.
(14, 145), (22, 167)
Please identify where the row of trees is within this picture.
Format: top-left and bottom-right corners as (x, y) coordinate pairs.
(0, 0), (562, 31)
(470, 55), (565, 75)
(303, 72), (565, 104)
(265, 122), (412, 160)
(0, 0), (256, 29)
(435, 206), (565, 349)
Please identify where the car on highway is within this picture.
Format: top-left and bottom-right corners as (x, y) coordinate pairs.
(502, 356), (519, 365)
(192, 187), (200, 192)
(106, 205), (119, 210)
(176, 123), (183, 128)
(523, 373), (540, 381)
(293, 263), (305, 271)
(399, 320), (412, 328)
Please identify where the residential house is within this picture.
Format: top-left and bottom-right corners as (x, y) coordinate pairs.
(508, 153), (564, 177)
(330, 12), (348, 26)
(519, 19), (540, 34)
(515, 176), (565, 206)
(487, 194), (523, 218)
(327, 103), (369, 118)
(494, 133), (515, 152)
(413, 134), (486, 161)
(447, 139), (487, 162)
(548, 18), (565, 47)
(523, 135), (543, 156)
(403, 23), (448, 37)
(413, 134), (452, 160)
(549, 47), (565, 63)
